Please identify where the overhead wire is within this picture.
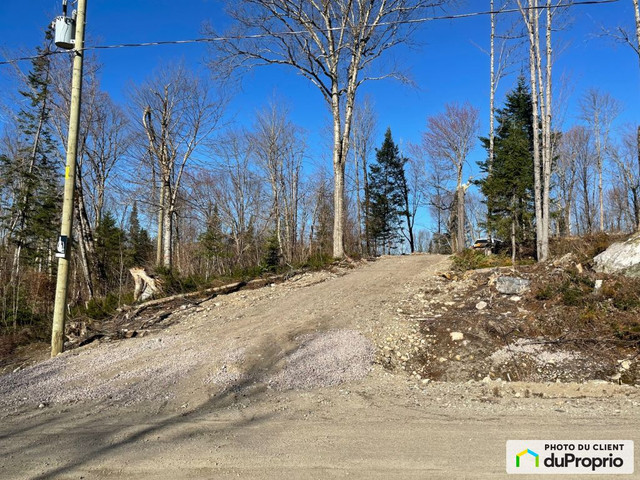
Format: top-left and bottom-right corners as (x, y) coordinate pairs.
(0, 0), (621, 66)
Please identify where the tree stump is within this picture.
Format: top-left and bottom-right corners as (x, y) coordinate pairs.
(129, 268), (163, 302)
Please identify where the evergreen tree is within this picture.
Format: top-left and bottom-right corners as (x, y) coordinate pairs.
(197, 204), (228, 278)
(478, 78), (535, 257)
(0, 29), (61, 331)
(261, 232), (281, 272)
(366, 128), (407, 254)
(95, 211), (125, 294)
(126, 202), (153, 267)
(1, 28), (61, 269)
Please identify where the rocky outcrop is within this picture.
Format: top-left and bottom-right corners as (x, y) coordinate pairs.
(593, 233), (640, 277)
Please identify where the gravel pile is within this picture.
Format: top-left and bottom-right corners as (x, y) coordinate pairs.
(0, 335), (224, 412)
(269, 329), (375, 390)
(490, 339), (580, 366)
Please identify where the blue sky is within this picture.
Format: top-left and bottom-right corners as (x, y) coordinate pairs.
(0, 0), (637, 233)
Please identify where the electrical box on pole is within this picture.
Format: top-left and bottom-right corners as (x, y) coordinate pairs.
(53, 0), (75, 50)
(54, 16), (75, 49)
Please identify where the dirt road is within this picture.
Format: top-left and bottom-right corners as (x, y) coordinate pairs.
(1, 255), (638, 479)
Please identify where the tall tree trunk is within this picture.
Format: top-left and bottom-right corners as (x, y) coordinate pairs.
(74, 181), (96, 300)
(489, 0), (496, 174)
(162, 179), (172, 268)
(456, 168), (465, 253)
(354, 148), (363, 255)
(541, 0), (552, 257)
(511, 196), (517, 264)
(362, 155), (371, 256)
(403, 204), (415, 253)
(156, 182), (164, 266)
(522, 0), (545, 260)
(595, 110), (604, 231)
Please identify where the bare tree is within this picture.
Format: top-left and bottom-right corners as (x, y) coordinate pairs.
(399, 155), (424, 253)
(565, 126), (596, 235)
(84, 93), (131, 230)
(251, 101), (305, 264)
(207, 0), (443, 258)
(49, 55), (104, 300)
(351, 97), (378, 255)
(610, 125), (640, 231)
(554, 127), (580, 236)
(410, 141), (453, 249)
(130, 64), (225, 269)
(605, 0), (640, 65)
(486, 0), (520, 174)
(421, 102), (479, 252)
(209, 129), (268, 267)
(579, 88), (622, 232)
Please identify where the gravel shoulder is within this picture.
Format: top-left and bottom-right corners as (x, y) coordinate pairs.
(0, 254), (638, 479)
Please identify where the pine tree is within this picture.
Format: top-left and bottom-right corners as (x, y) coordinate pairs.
(126, 202), (153, 267)
(478, 78), (536, 259)
(261, 232), (281, 272)
(0, 29), (61, 331)
(366, 128), (407, 254)
(95, 211), (125, 294)
(2, 28), (61, 270)
(198, 204), (227, 278)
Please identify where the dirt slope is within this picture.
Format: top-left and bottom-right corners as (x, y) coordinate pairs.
(0, 255), (638, 480)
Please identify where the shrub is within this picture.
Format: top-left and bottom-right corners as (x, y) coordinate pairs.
(601, 279), (640, 311)
(451, 249), (512, 272)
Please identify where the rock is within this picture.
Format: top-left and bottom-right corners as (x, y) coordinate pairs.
(593, 233), (640, 277)
(495, 276), (530, 295)
(450, 332), (464, 341)
(509, 295), (521, 302)
(594, 279), (603, 292)
(619, 360), (631, 371)
(553, 252), (578, 267)
(476, 301), (488, 310)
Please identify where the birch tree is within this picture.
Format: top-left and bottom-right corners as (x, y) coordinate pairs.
(516, 0), (558, 261)
(131, 64), (224, 269)
(487, 0), (519, 174)
(207, 0), (443, 258)
(421, 102), (479, 253)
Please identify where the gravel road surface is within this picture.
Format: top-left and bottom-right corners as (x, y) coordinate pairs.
(0, 255), (638, 479)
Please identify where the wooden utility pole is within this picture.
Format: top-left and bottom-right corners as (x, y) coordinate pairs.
(51, 0), (87, 357)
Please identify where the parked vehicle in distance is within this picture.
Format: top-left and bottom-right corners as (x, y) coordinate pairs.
(472, 237), (504, 253)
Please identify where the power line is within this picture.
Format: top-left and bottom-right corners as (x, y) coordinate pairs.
(0, 0), (620, 66)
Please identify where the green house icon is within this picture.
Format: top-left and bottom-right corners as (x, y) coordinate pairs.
(516, 449), (539, 467)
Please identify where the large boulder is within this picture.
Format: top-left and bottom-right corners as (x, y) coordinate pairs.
(593, 233), (640, 277)
(495, 276), (530, 295)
